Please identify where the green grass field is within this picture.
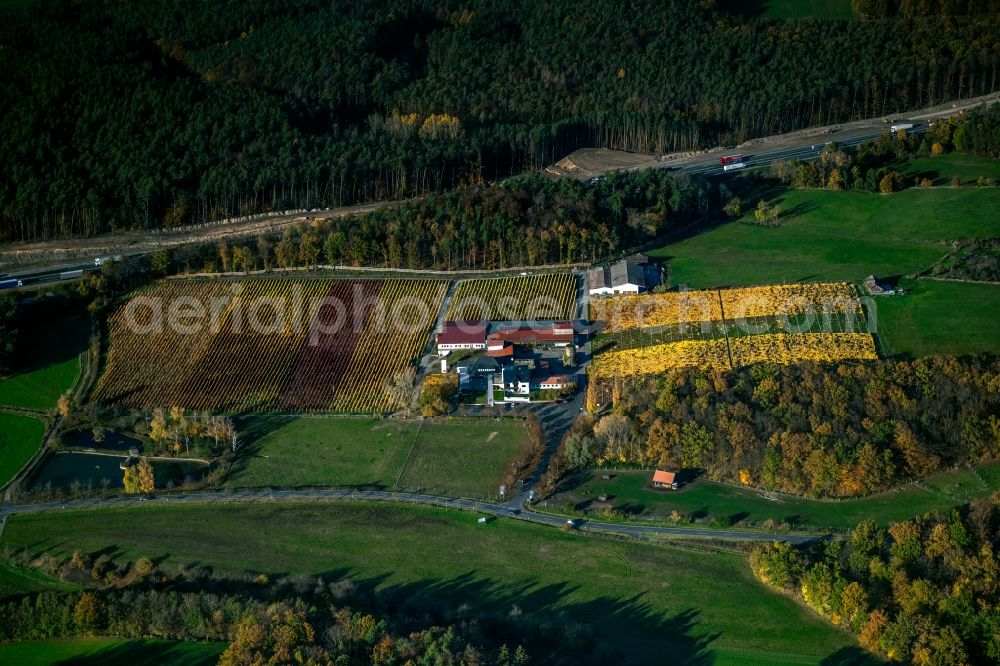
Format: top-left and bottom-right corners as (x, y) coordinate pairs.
(762, 0), (855, 20)
(0, 638), (225, 666)
(228, 417), (527, 499)
(0, 413), (44, 487)
(899, 153), (1000, 186)
(550, 463), (1000, 532)
(0, 502), (861, 664)
(652, 187), (999, 289)
(0, 560), (76, 599)
(0, 355), (79, 411)
(395, 421), (526, 498)
(875, 279), (1000, 357)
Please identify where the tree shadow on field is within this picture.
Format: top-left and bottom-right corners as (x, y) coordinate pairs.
(221, 415), (293, 484)
(5, 294), (90, 375)
(53, 640), (221, 666)
(345, 569), (718, 665)
(820, 646), (884, 665)
(778, 200), (817, 220)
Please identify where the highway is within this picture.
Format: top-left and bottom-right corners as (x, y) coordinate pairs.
(0, 487), (822, 544)
(667, 123), (926, 177)
(0, 261), (101, 291)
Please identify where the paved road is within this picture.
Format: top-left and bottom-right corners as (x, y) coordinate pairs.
(0, 487), (820, 544)
(666, 123), (927, 177)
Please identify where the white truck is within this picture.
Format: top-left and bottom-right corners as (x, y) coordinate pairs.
(890, 123), (914, 133)
(722, 162), (746, 172)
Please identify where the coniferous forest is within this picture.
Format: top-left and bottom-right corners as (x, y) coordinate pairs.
(2, 0), (1000, 241)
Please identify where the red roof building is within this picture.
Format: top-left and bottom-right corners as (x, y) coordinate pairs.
(652, 470), (677, 489)
(488, 322), (574, 346)
(436, 321), (487, 352)
(487, 344), (515, 358)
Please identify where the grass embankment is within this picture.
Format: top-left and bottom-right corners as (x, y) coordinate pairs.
(899, 153), (1000, 186)
(875, 278), (1000, 358)
(0, 560), (77, 599)
(652, 187), (998, 288)
(0, 356), (79, 411)
(0, 502), (860, 664)
(228, 417), (527, 500)
(0, 413), (45, 487)
(551, 462), (1000, 532)
(0, 638), (225, 666)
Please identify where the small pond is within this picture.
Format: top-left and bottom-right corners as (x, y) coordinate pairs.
(62, 428), (144, 452)
(30, 452), (210, 492)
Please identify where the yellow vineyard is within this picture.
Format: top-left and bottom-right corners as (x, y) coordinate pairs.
(591, 281), (862, 332)
(719, 282), (861, 320)
(590, 290), (722, 332)
(591, 281), (878, 379)
(728, 333), (878, 367)
(593, 339), (731, 378)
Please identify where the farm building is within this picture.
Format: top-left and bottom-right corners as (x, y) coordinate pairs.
(534, 375), (572, 390)
(652, 470), (677, 489)
(455, 355), (504, 377)
(587, 258), (648, 296)
(436, 321), (487, 353)
(864, 275), (896, 296)
(488, 321), (575, 347)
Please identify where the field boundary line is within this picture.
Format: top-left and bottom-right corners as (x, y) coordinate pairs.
(716, 289), (734, 369)
(393, 420), (424, 490)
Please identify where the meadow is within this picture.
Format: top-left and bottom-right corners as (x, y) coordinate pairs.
(549, 463), (1000, 532)
(760, 0), (855, 20)
(0, 413), (45, 487)
(875, 278), (1000, 358)
(226, 417), (527, 500)
(0, 560), (76, 599)
(650, 187), (999, 289)
(0, 356), (80, 411)
(0, 638), (225, 666)
(898, 153), (1000, 186)
(0, 502), (862, 664)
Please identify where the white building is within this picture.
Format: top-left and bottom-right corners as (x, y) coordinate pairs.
(436, 321), (487, 354)
(586, 259), (648, 296)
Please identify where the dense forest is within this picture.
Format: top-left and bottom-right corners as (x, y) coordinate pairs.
(751, 493), (1000, 664)
(2, 0), (1000, 240)
(155, 169), (712, 272)
(549, 357), (1000, 497)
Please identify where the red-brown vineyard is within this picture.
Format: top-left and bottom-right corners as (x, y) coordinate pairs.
(94, 278), (448, 413)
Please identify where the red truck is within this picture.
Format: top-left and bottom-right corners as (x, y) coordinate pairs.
(719, 154), (743, 165)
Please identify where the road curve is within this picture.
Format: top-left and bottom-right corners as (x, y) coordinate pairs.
(0, 487), (821, 544)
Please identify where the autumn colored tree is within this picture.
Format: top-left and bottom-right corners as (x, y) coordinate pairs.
(73, 593), (105, 635)
(136, 458), (155, 494)
(723, 196), (742, 217)
(122, 465), (141, 495)
(418, 374), (458, 417)
(218, 603), (326, 666)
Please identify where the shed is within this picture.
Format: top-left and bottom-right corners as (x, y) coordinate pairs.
(652, 470), (678, 490)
